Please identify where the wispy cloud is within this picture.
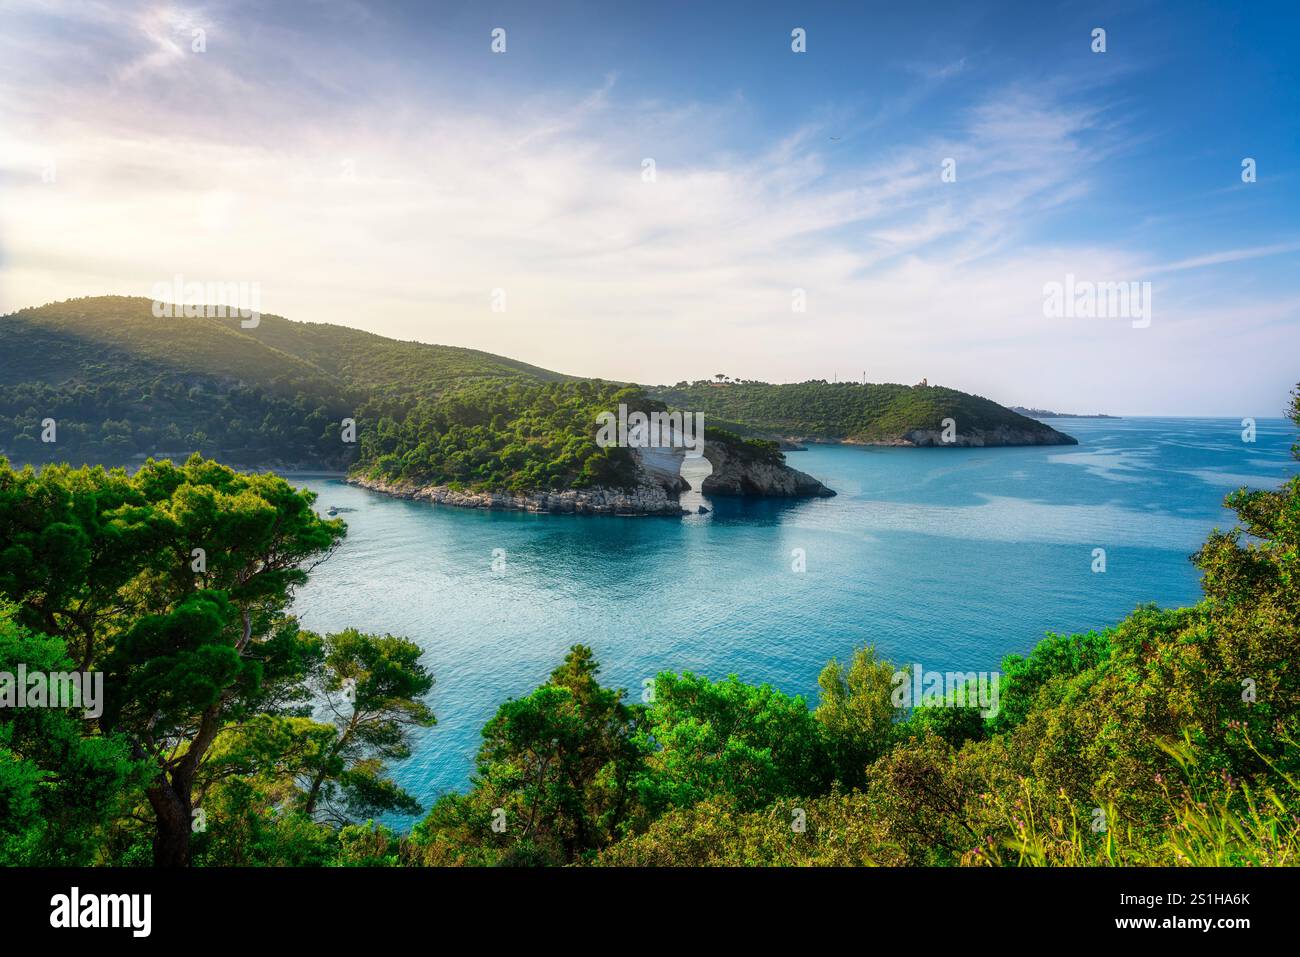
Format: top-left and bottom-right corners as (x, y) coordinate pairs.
(1151, 241), (1300, 274)
(1, 0), (1297, 415)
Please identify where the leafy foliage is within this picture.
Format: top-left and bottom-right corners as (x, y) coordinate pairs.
(638, 672), (831, 813)
(411, 646), (646, 865)
(0, 454), (433, 866)
(0, 602), (144, 865)
(355, 381), (648, 493)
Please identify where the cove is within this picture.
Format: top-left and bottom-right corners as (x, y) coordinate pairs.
(291, 415), (1297, 828)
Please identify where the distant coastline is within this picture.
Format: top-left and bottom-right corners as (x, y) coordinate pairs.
(1009, 406), (1120, 419)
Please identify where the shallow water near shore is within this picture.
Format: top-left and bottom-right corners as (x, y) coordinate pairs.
(291, 416), (1298, 828)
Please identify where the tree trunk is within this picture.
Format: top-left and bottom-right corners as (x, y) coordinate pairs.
(147, 699), (225, 866)
(303, 766), (328, 815)
(147, 778), (191, 867)
(304, 709), (357, 814)
(141, 609), (252, 866)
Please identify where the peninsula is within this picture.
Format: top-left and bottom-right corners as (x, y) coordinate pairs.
(0, 297), (1076, 515)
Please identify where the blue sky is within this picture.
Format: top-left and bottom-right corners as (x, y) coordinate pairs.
(1, 0), (1297, 414)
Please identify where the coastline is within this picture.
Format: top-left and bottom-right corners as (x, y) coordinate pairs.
(346, 474), (688, 516)
(773, 427), (1079, 448)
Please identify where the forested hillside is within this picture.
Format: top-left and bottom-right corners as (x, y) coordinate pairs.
(354, 380), (648, 493)
(649, 380), (1074, 444)
(0, 297), (569, 469)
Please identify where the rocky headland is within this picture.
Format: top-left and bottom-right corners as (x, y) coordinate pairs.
(700, 442), (835, 497)
(348, 440), (836, 515)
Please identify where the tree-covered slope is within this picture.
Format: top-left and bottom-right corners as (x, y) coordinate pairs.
(0, 296), (570, 468)
(354, 379), (647, 493)
(0, 296), (342, 393)
(203, 310), (571, 399)
(0, 296), (566, 396)
(649, 380), (1076, 445)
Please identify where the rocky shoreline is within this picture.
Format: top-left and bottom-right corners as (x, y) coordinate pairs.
(347, 475), (689, 516)
(348, 438), (839, 516)
(780, 426), (1078, 448)
(884, 425), (1077, 447)
(346, 424), (1064, 517)
(700, 443), (836, 497)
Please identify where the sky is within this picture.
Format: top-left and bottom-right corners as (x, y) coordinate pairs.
(1, 0), (1297, 415)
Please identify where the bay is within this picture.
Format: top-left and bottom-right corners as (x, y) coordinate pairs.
(291, 415), (1298, 826)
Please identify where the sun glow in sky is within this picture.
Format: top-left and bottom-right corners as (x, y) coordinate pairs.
(1, 0), (1298, 414)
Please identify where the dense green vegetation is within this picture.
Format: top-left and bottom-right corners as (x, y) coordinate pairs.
(355, 381), (650, 493)
(1, 387), (1297, 867)
(0, 297), (564, 398)
(650, 379), (1070, 443)
(0, 456), (432, 865)
(0, 297), (567, 470)
(0, 378), (352, 469)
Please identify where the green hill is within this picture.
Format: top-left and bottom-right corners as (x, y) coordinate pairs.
(0, 296), (341, 393)
(0, 296), (566, 396)
(202, 311), (571, 399)
(648, 380), (1075, 446)
(0, 296), (570, 469)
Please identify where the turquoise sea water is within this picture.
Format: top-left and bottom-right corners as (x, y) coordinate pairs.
(291, 416), (1298, 826)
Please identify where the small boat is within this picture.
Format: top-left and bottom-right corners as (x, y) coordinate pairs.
(326, 506), (338, 516)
